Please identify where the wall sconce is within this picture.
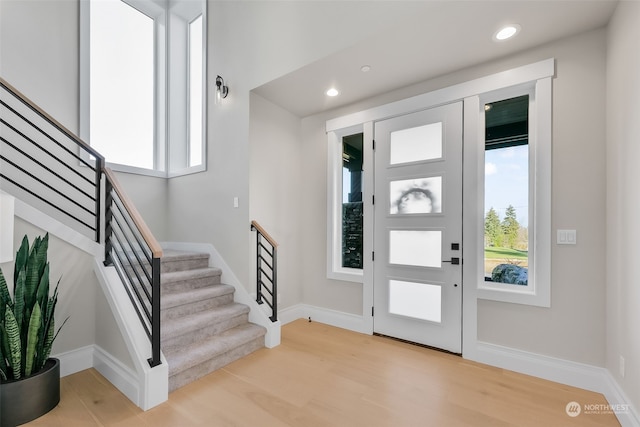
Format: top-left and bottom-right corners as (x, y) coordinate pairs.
(215, 75), (229, 104)
(0, 193), (15, 263)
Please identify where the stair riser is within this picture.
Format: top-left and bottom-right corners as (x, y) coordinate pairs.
(168, 336), (264, 393)
(162, 274), (221, 292)
(162, 313), (249, 352)
(161, 293), (235, 322)
(161, 257), (209, 274)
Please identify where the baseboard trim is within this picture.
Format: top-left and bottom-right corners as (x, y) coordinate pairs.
(472, 342), (639, 427)
(54, 345), (94, 377)
(93, 345), (139, 406)
(53, 344), (140, 408)
(279, 304), (370, 334)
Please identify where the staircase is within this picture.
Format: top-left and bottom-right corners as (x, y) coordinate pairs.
(160, 249), (266, 392)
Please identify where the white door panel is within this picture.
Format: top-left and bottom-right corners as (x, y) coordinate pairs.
(373, 102), (462, 353)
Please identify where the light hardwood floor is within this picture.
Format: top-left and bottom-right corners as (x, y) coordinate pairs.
(26, 320), (619, 426)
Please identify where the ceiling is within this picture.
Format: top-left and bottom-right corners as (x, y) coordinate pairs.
(252, 0), (618, 118)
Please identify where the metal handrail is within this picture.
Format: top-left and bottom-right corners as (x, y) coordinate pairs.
(0, 77), (104, 241)
(0, 76), (162, 368)
(251, 221), (278, 322)
(103, 167), (162, 367)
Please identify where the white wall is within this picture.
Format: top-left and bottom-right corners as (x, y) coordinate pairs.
(0, 0), (169, 241)
(249, 93), (303, 310)
(477, 29), (607, 366)
(298, 28), (608, 366)
(166, 1), (457, 292)
(606, 0), (640, 412)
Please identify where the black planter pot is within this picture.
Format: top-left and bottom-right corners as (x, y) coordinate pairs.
(0, 358), (60, 427)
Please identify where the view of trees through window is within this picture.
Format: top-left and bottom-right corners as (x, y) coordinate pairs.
(484, 95), (529, 285)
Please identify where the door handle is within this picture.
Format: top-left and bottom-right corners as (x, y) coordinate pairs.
(442, 257), (460, 265)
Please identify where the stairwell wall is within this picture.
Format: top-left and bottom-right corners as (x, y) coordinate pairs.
(248, 93), (304, 310)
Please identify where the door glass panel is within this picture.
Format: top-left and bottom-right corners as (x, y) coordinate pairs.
(342, 133), (364, 269)
(389, 230), (441, 267)
(389, 280), (441, 322)
(390, 176), (442, 214)
(389, 122), (442, 165)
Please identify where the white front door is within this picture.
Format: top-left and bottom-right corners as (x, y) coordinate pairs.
(373, 101), (463, 353)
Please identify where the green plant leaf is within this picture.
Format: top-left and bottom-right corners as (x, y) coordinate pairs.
(4, 305), (21, 380)
(0, 268), (11, 314)
(13, 235), (29, 290)
(0, 324), (8, 380)
(0, 323), (11, 368)
(24, 236), (45, 314)
(36, 263), (50, 309)
(25, 301), (41, 377)
(14, 269), (25, 337)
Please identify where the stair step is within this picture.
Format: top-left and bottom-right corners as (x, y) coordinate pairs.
(161, 250), (210, 273)
(161, 267), (222, 292)
(161, 284), (235, 321)
(162, 303), (250, 350)
(165, 323), (266, 392)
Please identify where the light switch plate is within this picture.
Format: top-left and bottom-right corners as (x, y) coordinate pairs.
(557, 229), (577, 245)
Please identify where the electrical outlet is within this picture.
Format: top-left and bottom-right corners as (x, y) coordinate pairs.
(620, 356), (625, 378)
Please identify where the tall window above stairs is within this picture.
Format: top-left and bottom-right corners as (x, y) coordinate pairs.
(80, 0), (207, 177)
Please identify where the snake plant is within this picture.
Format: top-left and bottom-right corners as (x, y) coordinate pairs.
(0, 234), (67, 382)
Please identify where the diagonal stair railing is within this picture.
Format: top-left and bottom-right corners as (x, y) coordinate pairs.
(0, 77), (163, 368)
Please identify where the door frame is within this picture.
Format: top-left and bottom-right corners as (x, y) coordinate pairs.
(325, 58), (555, 357)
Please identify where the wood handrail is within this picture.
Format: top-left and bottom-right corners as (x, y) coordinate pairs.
(104, 167), (163, 258)
(0, 77), (105, 162)
(251, 220), (278, 248)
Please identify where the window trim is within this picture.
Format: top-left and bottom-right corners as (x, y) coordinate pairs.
(475, 78), (552, 307)
(327, 124), (365, 283)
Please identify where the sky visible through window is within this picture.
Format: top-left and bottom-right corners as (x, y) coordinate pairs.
(485, 145), (528, 225)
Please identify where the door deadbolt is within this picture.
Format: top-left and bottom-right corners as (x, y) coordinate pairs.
(442, 257), (460, 265)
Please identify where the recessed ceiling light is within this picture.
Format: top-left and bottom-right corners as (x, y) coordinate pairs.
(360, 65), (371, 73)
(326, 88), (339, 97)
(494, 24), (521, 41)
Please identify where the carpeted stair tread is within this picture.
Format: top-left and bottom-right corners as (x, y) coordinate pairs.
(162, 284), (235, 310)
(161, 250), (210, 273)
(161, 302), (249, 340)
(161, 267), (222, 285)
(164, 323), (266, 377)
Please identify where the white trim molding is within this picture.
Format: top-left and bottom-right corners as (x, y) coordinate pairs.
(279, 304), (370, 335)
(326, 58), (555, 132)
(470, 342), (639, 427)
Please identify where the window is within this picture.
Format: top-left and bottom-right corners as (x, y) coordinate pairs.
(188, 15), (204, 168)
(327, 126), (365, 282)
(342, 133), (363, 269)
(89, 0), (155, 170)
(484, 95), (529, 285)
(80, 0), (206, 177)
(477, 81), (551, 307)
